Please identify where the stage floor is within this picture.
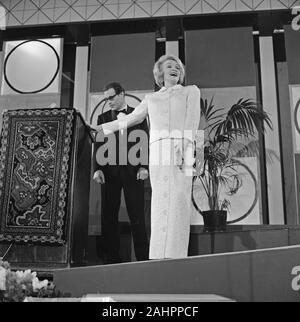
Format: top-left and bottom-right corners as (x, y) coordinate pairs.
(54, 245), (300, 302)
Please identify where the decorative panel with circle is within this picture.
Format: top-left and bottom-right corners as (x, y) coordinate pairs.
(1, 38), (62, 95)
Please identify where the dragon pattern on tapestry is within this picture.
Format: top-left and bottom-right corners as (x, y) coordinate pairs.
(0, 109), (74, 244)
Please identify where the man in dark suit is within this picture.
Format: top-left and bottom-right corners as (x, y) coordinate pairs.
(93, 82), (149, 264)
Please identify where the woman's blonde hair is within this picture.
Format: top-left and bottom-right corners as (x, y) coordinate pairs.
(153, 55), (185, 88)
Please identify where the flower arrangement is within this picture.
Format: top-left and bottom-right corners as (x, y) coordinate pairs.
(0, 259), (66, 302)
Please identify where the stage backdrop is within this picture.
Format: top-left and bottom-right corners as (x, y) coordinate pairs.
(89, 33), (155, 93)
(88, 32), (155, 239)
(185, 27), (263, 225)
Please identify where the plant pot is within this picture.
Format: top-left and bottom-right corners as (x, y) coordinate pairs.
(201, 210), (227, 233)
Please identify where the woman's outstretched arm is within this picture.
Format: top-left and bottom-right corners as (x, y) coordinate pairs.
(93, 97), (148, 141)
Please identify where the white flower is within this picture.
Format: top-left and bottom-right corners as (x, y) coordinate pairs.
(15, 269), (34, 284)
(30, 271), (37, 279)
(32, 277), (48, 292)
(16, 269), (30, 280)
(15, 270), (24, 280)
(0, 267), (6, 291)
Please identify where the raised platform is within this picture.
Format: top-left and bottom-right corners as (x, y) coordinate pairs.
(86, 224), (300, 264)
(54, 245), (300, 302)
(2, 225), (300, 276)
(189, 224), (300, 255)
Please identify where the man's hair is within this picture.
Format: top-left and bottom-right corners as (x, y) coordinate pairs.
(104, 82), (125, 94)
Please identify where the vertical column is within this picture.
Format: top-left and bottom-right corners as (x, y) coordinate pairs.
(166, 41), (179, 56)
(165, 18), (180, 57)
(283, 25), (300, 224)
(277, 60), (298, 224)
(73, 46), (89, 120)
(259, 36), (285, 224)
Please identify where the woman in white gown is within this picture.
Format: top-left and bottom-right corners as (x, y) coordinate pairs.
(93, 55), (201, 260)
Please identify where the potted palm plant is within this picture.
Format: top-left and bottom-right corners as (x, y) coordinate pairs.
(192, 96), (273, 232)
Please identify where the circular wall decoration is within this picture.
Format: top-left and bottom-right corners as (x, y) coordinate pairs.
(4, 39), (60, 94)
(294, 98), (300, 135)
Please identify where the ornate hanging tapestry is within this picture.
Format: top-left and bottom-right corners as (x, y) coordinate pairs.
(0, 108), (74, 244)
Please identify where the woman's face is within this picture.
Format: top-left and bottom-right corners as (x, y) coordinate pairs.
(162, 59), (181, 85)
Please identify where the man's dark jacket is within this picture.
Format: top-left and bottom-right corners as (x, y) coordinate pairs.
(93, 106), (149, 177)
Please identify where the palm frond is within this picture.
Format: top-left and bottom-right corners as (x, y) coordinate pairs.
(200, 97), (224, 124)
(232, 140), (279, 163)
(214, 99), (272, 139)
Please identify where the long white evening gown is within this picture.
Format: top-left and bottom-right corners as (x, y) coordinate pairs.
(100, 84), (201, 259)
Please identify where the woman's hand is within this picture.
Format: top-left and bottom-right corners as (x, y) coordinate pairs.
(86, 124), (105, 141)
(174, 139), (190, 170)
(86, 123), (99, 134)
(175, 139), (195, 174)
(174, 140), (184, 170)
(91, 124), (104, 132)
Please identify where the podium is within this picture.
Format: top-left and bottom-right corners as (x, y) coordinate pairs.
(0, 108), (92, 273)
